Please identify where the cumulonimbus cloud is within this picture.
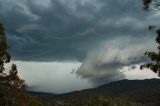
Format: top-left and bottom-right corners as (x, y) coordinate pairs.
(0, 0), (159, 86)
(76, 37), (156, 85)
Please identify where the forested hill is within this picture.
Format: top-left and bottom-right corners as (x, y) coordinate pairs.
(30, 78), (160, 106)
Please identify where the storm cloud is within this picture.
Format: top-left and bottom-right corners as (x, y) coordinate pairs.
(0, 0), (156, 61)
(0, 0), (159, 86)
(76, 37), (156, 85)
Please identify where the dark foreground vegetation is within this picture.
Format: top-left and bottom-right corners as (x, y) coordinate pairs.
(0, 86), (42, 106)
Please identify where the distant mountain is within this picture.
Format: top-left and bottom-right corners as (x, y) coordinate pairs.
(56, 79), (160, 97)
(29, 78), (160, 106)
(97, 78), (160, 95)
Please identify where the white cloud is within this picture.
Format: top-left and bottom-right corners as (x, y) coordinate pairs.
(76, 37), (157, 85)
(122, 64), (159, 79)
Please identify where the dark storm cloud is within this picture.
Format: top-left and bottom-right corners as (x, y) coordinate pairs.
(0, 0), (158, 85)
(0, 0), (152, 61)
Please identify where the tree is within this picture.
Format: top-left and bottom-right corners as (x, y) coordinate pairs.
(143, 0), (160, 10)
(0, 23), (26, 89)
(140, 30), (160, 77)
(140, 0), (160, 77)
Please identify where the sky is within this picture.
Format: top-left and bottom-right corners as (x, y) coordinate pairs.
(0, 0), (160, 93)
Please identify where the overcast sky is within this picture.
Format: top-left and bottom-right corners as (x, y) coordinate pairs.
(0, 0), (160, 93)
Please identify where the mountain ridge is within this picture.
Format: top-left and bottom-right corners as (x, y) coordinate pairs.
(29, 78), (160, 96)
(28, 78), (160, 106)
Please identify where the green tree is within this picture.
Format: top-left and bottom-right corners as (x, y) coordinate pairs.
(143, 0), (160, 10)
(0, 23), (26, 89)
(140, 0), (160, 77)
(140, 30), (160, 77)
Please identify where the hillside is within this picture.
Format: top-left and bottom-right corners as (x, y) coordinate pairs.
(31, 79), (160, 106)
(0, 86), (43, 106)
